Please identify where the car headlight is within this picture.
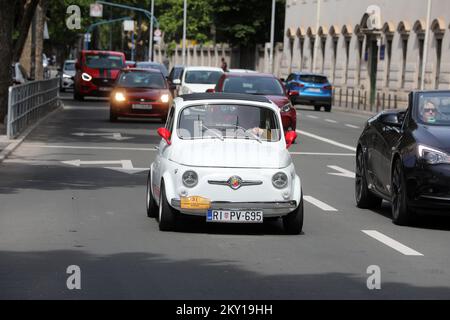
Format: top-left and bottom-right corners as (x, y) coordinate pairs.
(82, 73), (92, 81)
(418, 145), (450, 165)
(114, 92), (126, 102)
(182, 86), (192, 95)
(182, 171), (198, 188)
(160, 94), (170, 103)
(63, 74), (72, 79)
(272, 172), (288, 189)
(281, 103), (292, 113)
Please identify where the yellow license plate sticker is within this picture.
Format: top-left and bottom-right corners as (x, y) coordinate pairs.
(180, 196), (211, 210)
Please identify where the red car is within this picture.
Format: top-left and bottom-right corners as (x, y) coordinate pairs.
(212, 72), (298, 131)
(110, 68), (173, 122)
(74, 50), (126, 101)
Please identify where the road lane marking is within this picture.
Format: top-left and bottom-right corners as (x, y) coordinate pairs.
(296, 129), (357, 152)
(290, 152), (355, 156)
(325, 119), (338, 123)
(327, 165), (356, 178)
(304, 196), (338, 211)
(307, 115), (319, 119)
(362, 230), (424, 256)
(63, 106), (109, 110)
(72, 132), (133, 141)
(21, 143), (157, 152)
(345, 124), (361, 129)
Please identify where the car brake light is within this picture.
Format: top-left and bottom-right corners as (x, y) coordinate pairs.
(323, 85), (333, 90)
(292, 82), (304, 88)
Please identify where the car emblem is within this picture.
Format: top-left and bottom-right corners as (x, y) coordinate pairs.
(228, 176), (243, 190)
(103, 79), (108, 83)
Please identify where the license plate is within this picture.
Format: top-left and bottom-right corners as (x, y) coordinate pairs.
(207, 210), (263, 223)
(132, 104), (153, 110)
(181, 196), (211, 210)
(308, 88), (321, 93)
(99, 87), (112, 92)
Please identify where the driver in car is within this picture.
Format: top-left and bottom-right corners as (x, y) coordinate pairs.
(420, 100), (438, 124)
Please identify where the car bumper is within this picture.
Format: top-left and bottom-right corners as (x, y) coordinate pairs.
(406, 164), (450, 214)
(61, 78), (74, 89)
(171, 199), (298, 217)
(292, 95), (331, 106)
(111, 102), (169, 119)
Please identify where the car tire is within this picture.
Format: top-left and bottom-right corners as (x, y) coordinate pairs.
(325, 105), (332, 112)
(314, 106), (321, 112)
(158, 181), (177, 231)
(146, 171), (158, 218)
(110, 110), (118, 122)
(391, 159), (413, 225)
(355, 149), (383, 209)
(283, 195), (304, 235)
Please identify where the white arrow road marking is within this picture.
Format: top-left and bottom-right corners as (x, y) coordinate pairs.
(304, 196), (338, 212)
(362, 230), (424, 256)
(62, 159), (148, 175)
(327, 165), (356, 178)
(72, 132), (133, 141)
(296, 129), (357, 152)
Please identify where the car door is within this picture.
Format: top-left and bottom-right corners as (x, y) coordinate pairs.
(153, 105), (176, 200)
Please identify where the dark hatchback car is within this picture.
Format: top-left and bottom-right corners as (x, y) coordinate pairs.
(213, 72), (297, 131)
(285, 72), (333, 112)
(110, 68), (172, 122)
(356, 90), (450, 225)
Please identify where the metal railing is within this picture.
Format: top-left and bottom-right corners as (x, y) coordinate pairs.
(7, 78), (59, 139)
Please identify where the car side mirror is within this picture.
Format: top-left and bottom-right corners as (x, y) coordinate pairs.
(173, 79), (181, 85)
(381, 113), (403, 128)
(285, 131), (297, 149)
(280, 78), (286, 83)
(206, 88), (215, 93)
(157, 127), (172, 145)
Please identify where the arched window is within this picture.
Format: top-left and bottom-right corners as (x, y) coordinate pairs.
(383, 22), (395, 87)
(413, 20), (425, 89)
(431, 18), (445, 89)
(297, 27), (306, 71)
(329, 25), (340, 83)
(341, 25), (353, 85)
(397, 21), (411, 88)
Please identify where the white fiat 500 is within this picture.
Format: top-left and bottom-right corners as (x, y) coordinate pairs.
(146, 93), (303, 234)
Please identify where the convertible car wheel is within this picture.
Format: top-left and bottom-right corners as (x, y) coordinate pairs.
(146, 172), (157, 218)
(282, 196), (304, 235)
(158, 181), (177, 231)
(391, 160), (412, 225)
(355, 149), (382, 209)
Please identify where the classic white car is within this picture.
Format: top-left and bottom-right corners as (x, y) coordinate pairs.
(146, 93), (303, 234)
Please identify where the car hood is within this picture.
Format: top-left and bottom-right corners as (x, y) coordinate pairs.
(418, 125), (450, 153)
(183, 83), (216, 93)
(265, 95), (289, 108)
(169, 139), (291, 169)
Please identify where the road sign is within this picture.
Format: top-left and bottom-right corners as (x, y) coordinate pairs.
(90, 3), (103, 18)
(123, 20), (135, 32)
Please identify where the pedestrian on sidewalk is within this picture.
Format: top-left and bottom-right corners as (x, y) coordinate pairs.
(220, 57), (228, 72)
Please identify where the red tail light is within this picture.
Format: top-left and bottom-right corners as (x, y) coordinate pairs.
(292, 82), (305, 88)
(323, 85), (333, 90)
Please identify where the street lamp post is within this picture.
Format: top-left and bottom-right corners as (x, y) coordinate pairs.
(182, 0), (187, 66)
(269, 0), (276, 74)
(149, 0), (154, 61)
(421, 0), (432, 90)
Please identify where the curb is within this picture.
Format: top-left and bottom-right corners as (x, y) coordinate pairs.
(0, 103), (63, 163)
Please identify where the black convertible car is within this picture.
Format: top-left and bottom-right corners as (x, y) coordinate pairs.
(356, 90), (450, 225)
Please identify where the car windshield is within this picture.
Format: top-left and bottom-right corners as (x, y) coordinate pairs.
(85, 54), (124, 69)
(118, 71), (166, 89)
(178, 104), (281, 142)
(222, 76), (284, 96)
(416, 92), (450, 126)
(185, 70), (222, 84)
(64, 62), (75, 71)
(136, 62), (168, 77)
(298, 75), (328, 84)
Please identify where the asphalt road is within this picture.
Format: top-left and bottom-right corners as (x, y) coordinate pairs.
(1, 93), (450, 300)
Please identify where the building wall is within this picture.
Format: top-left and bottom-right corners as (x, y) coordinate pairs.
(282, 0), (450, 110)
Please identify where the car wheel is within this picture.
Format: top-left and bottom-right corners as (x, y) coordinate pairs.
(391, 160), (413, 225)
(146, 171), (158, 218)
(282, 195), (303, 235)
(355, 149), (382, 209)
(314, 106), (321, 112)
(325, 105), (332, 112)
(110, 110), (118, 122)
(158, 181), (177, 231)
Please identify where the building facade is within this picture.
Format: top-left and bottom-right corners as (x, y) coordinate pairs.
(281, 0), (450, 111)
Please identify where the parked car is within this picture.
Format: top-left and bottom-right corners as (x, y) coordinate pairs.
(213, 72), (297, 132)
(285, 72), (333, 112)
(136, 61), (169, 78)
(356, 90), (450, 225)
(179, 67), (224, 95)
(11, 63), (29, 85)
(74, 50), (126, 101)
(167, 65), (185, 97)
(59, 60), (76, 92)
(109, 68), (172, 122)
(146, 92), (303, 234)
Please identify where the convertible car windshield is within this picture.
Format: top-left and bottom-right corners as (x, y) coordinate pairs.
(177, 104), (281, 141)
(416, 92), (450, 126)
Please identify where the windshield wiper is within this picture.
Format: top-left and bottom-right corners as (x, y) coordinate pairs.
(233, 125), (262, 143)
(200, 123), (224, 141)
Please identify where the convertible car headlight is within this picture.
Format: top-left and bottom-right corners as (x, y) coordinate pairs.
(82, 73), (92, 81)
(418, 145), (450, 165)
(272, 172), (288, 189)
(182, 171), (198, 188)
(281, 103), (292, 113)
